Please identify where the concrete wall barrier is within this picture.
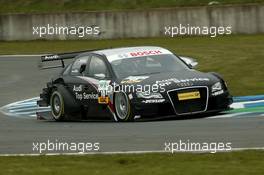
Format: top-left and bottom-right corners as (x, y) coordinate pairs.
(0, 4), (263, 41)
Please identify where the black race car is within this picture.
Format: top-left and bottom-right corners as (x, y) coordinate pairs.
(37, 46), (233, 121)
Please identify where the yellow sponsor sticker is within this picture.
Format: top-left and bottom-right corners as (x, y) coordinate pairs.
(98, 96), (110, 104)
(178, 91), (200, 101)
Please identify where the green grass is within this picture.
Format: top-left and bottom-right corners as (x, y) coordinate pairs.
(0, 151), (263, 175)
(0, 0), (264, 13)
(1, 34), (264, 96)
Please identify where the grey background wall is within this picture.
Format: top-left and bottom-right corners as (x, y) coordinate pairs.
(0, 4), (263, 41)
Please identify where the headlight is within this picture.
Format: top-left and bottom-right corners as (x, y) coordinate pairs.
(136, 92), (163, 99)
(211, 82), (224, 96)
(211, 82), (222, 92)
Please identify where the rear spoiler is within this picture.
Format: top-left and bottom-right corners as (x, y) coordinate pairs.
(39, 49), (97, 69)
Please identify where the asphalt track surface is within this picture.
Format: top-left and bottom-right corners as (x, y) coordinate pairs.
(0, 56), (264, 154)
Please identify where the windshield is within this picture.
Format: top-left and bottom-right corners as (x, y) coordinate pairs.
(110, 54), (189, 79)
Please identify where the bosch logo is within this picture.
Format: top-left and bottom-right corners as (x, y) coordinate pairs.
(130, 50), (162, 57)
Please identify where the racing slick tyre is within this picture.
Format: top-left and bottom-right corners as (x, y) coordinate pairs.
(50, 90), (65, 121)
(114, 92), (134, 122)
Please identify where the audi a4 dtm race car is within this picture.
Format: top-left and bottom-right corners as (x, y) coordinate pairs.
(37, 46), (233, 122)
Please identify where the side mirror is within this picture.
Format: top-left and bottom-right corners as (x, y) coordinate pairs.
(79, 64), (86, 74)
(179, 56), (198, 69)
(94, 73), (106, 79)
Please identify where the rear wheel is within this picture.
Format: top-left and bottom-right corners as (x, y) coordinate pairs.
(114, 92), (134, 122)
(50, 90), (65, 121)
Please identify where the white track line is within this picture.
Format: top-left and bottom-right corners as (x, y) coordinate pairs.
(231, 99), (264, 109)
(0, 147), (263, 156)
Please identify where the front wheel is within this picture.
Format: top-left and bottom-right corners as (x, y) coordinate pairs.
(50, 90), (65, 121)
(114, 92), (134, 122)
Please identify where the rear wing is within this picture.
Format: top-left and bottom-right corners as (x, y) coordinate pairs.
(39, 49), (95, 69)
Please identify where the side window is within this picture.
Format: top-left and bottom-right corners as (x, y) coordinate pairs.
(62, 64), (72, 75)
(71, 56), (89, 76)
(88, 56), (109, 78)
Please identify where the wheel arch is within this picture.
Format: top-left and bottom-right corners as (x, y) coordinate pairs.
(51, 82), (81, 115)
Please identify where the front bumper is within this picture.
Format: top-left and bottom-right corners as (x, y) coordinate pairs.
(132, 90), (233, 118)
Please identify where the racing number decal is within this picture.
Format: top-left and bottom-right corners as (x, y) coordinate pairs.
(98, 80), (111, 104)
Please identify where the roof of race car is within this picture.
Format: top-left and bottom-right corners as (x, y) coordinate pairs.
(93, 46), (173, 62)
